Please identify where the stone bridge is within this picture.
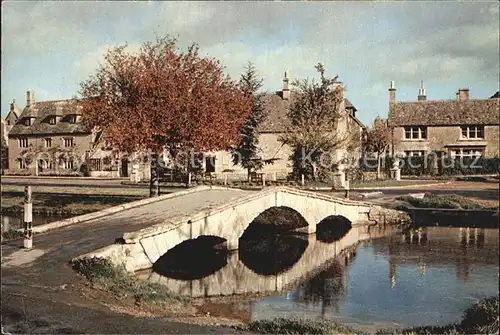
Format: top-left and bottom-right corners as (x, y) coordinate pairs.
(136, 225), (374, 298)
(77, 186), (389, 272)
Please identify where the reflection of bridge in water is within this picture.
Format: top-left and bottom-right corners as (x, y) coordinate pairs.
(137, 225), (390, 298)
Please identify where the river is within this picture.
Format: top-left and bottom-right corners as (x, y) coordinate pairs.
(140, 225), (499, 333)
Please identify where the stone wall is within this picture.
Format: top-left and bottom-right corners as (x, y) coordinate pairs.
(7, 133), (93, 175)
(393, 125), (499, 157)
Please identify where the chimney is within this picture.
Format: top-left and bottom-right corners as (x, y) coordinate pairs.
(282, 70), (290, 100)
(456, 92), (460, 100)
(10, 99), (16, 112)
(418, 81), (426, 101)
(26, 90), (35, 107)
(458, 88), (469, 101)
(389, 80), (396, 104)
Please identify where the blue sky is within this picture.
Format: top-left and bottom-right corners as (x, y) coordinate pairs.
(2, 1), (499, 126)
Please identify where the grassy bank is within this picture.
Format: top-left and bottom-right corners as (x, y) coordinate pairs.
(1, 185), (148, 215)
(396, 193), (499, 210)
(71, 257), (189, 310)
(243, 297), (499, 334)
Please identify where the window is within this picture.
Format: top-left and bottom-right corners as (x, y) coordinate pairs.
(39, 159), (53, 170)
(461, 125), (484, 139)
(19, 159), (28, 169)
(18, 138), (28, 148)
(450, 148), (484, 159)
(62, 159), (74, 170)
(89, 159), (102, 171)
(67, 115), (76, 124)
(44, 138), (52, 148)
(64, 138), (74, 147)
(404, 150), (425, 157)
(404, 126), (427, 140)
(49, 117), (56, 125)
(7, 120), (10, 125)
(24, 118), (32, 126)
(222, 153), (229, 165)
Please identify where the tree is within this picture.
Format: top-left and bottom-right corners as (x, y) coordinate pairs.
(231, 62), (269, 180)
(363, 117), (391, 179)
(279, 63), (351, 181)
(79, 36), (252, 196)
(0, 136), (8, 173)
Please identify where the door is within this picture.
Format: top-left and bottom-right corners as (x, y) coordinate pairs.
(121, 159), (128, 177)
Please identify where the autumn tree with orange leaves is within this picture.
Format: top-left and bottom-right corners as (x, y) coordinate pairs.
(79, 36), (252, 196)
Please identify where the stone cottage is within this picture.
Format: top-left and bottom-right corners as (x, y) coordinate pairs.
(388, 81), (500, 158)
(6, 90), (125, 176)
(198, 72), (366, 181)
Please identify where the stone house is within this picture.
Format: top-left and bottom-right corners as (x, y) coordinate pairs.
(2, 100), (21, 144)
(388, 81), (500, 159)
(6, 90), (126, 177)
(197, 72), (366, 181)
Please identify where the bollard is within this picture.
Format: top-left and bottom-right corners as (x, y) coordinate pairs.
(344, 180), (350, 199)
(301, 174), (305, 186)
(188, 171), (192, 187)
(23, 185), (33, 250)
(262, 174), (266, 187)
(224, 174), (228, 186)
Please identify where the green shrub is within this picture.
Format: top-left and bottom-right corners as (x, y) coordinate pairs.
(461, 296), (499, 333)
(71, 257), (188, 305)
(395, 193), (491, 210)
(247, 317), (357, 334)
(2, 229), (25, 240)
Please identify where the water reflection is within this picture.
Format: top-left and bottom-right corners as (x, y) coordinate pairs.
(138, 226), (499, 331)
(250, 227), (499, 331)
(139, 223), (379, 298)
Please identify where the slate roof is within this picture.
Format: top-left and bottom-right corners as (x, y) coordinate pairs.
(259, 91), (363, 133)
(9, 99), (89, 136)
(491, 91), (500, 99)
(388, 97), (500, 127)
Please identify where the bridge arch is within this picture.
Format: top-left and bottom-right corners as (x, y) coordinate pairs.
(316, 215), (352, 243)
(113, 187), (372, 272)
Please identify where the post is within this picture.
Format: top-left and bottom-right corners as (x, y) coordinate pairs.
(262, 173), (266, 187)
(301, 174), (305, 186)
(224, 174), (228, 186)
(149, 153), (160, 197)
(344, 180), (350, 199)
(23, 185), (33, 249)
(188, 171), (192, 187)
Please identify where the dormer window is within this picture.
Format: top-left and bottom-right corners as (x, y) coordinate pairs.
(66, 114), (76, 124)
(7, 120), (10, 125)
(24, 118), (32, 126)
(49, 116), (56, 125)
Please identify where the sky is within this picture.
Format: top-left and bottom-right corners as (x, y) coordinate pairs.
(1, 1), (499, 126)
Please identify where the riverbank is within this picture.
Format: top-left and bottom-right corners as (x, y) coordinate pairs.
(239, 295), (499, 334)
(0, 184), (149, 216)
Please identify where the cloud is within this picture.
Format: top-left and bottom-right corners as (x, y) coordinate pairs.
(1, 1), (498, 124)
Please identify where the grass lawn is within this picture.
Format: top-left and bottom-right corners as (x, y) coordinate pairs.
(1, 185), (150, 214)
(396, 193), (499, 210)
(350, 179), (444, 188)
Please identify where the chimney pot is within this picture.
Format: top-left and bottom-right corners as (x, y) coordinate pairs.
(458, 88), (469, 101)
(26, 90), (35, 107)
(282, 70), (290, 100)
(389, 80), (396, 104)
(418, 81), (426, 101)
